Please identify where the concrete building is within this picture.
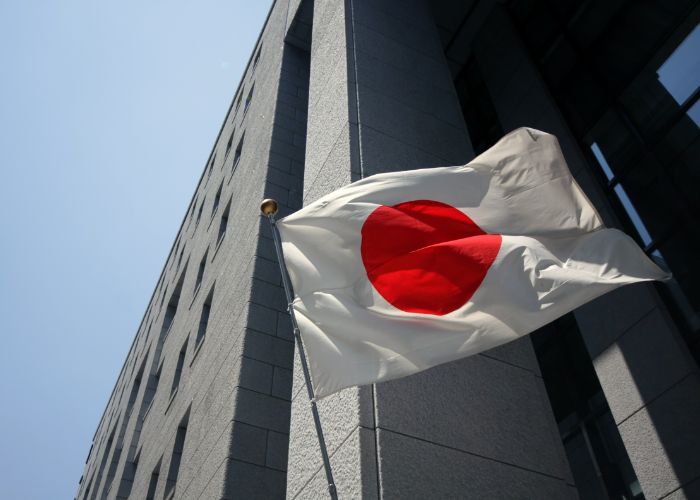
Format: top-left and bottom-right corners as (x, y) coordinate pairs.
(76, 1), (700, 498)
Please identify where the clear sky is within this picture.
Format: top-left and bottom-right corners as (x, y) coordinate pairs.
(0, 1), (272, 498)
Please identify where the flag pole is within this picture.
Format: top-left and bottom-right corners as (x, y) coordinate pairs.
(260, 199), (338, 500)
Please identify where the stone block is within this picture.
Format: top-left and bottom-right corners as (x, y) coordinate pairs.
(593, 308), (696, 424)
(245, 302), (278, 337)
(357, 83), (471, 164)
(271, 366), (293, 400)
(575, 284), (658, 357)
(353, 0), (444, 61)
(241, 329), (295, 370)
(354, 23), (452, 91)
(374, 354), (569, 479)
(355, 47), (465, 128)
(230, 421), (268, 467)
(238, 357), (273, 395)
(480, 335), (541, 375)
(290, 426), (378, 500)
(359, 124), (456, 175)
(286, 383), (372, 497)
(618, 373), (700, 500)
(377, 428), (573, 500)
(266, 430), (289, 472)
(222, 458), (287, 499)
(234, 387), (291, 434)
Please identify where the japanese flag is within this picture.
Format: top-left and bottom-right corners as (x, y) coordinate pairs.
(277, 128), (668, 399)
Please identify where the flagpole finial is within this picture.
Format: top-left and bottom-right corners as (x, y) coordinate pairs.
(260, 198), (279, 216)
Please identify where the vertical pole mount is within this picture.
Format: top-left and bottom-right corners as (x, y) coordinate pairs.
(260, 199), (338, 500)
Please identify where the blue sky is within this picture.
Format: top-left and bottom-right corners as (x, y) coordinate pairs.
(0, 1), (271, 498)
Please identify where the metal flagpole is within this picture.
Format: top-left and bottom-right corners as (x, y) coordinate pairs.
(260, 199), (338, 500)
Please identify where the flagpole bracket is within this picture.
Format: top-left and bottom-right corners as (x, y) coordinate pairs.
(260, 198), (279, 216)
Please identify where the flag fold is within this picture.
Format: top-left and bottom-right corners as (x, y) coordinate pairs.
(277, 128), (668, 399)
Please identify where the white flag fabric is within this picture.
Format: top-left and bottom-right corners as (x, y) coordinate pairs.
(277, 128), (668, 399)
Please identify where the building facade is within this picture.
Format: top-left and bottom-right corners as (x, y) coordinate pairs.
(76, 1), (700, 498)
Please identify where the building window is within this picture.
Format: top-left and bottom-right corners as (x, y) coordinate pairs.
(232, 134), (244, 177)
(244, 84), (254, 116)
(253, 44), (262, 70)
(162, 270), (186, 338)
(187, 197), (197, 231)
(218, 199), (231, 245)
(117, 452), (139, 499)
(170, 339), (188, 397)
(235, 88), (244, 112)
(81, 475), (93, 500)
(92, 425), (117, 498)
(196, 285), (214, 347)
(194, 197), (205, 229)
(176, 244), (186, 273)
(211, 181), (223, 219)
(195, 249), (208, 294)
(224, 132), (234, 158)
(143, 361), (162, 420)
(164, 410), (190, 499)
(207, 153), (216, 179)
(145, 460), (160, 500)
(159, 285), (168, 309)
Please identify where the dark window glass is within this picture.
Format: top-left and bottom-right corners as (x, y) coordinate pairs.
(196, 286), (214, 346)
(145, 462), (160, 500)
(187, 197), (197, 230)
(195, 197), (205, 229)
(165, 411), (189, 498)
(244, 84), (254, 115)
(453, 57), (503, 155)
(233, 134), (244, 173)
(207, 153), (216, 179)
(225, 131), (234, 158)
(195, 249), (208, 293)
(212, 181), (223, 218)
(170, 339), (188, 396)
(161, 270), (186, 337)
(235, 89), (244, 112)
(218, 199), (231, 244)
(116, 454), (138, 499)
(176, 244), (185, 273)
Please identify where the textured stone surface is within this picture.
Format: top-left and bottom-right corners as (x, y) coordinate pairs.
(618, 373), (700, 499)
(593, 308), (697, 424)
(575, 284), (658, 357)
(292, 427), (378, 500)
(374, 354), (567, 479)
(376, 429), (574, 500)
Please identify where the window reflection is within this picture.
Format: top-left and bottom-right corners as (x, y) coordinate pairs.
(657, 24), (700, 106)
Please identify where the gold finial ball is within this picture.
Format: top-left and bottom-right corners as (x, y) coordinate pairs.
(260, 198), (279, 216)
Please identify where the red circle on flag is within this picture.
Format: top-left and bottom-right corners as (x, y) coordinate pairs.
(361, 200), (501, 316)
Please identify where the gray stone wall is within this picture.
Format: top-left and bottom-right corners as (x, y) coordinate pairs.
(76, 1), (310, 498)
(287, 0), (575, 498)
